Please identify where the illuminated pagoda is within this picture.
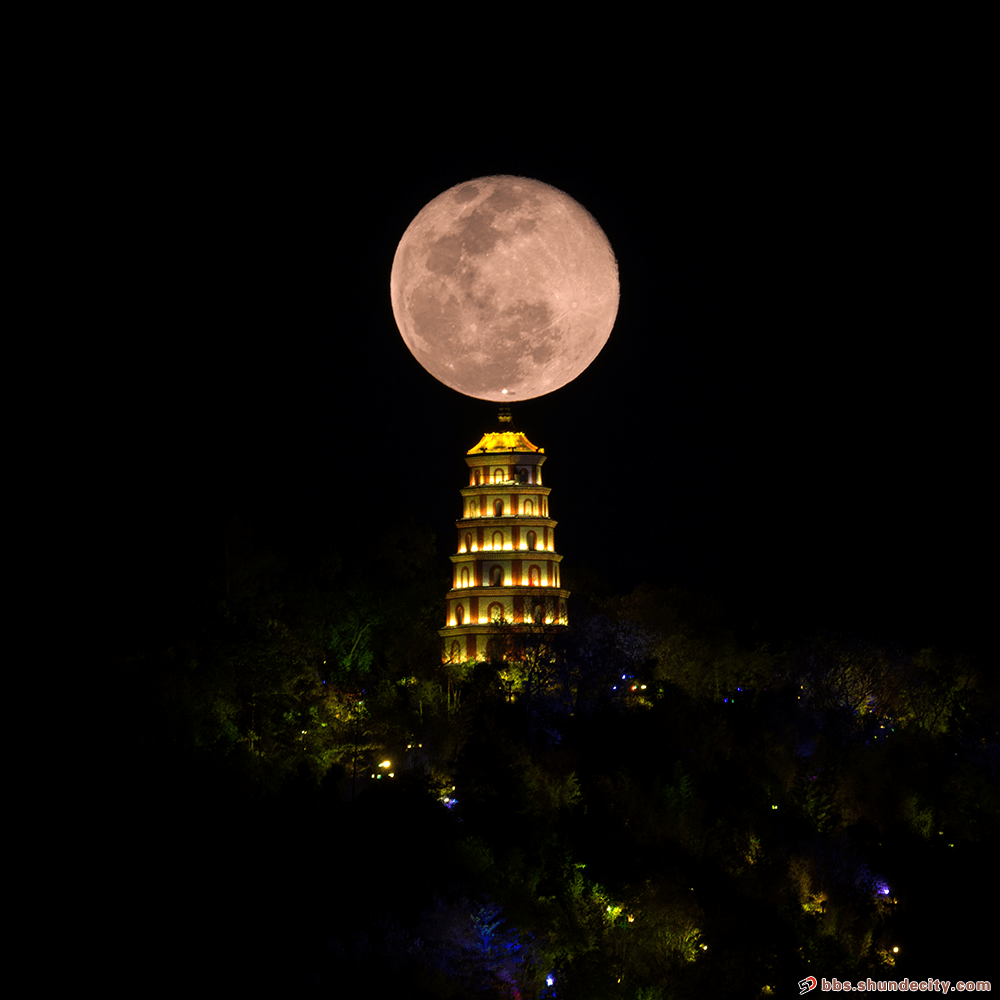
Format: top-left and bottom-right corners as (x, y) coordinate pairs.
(440, 407), (570, 663)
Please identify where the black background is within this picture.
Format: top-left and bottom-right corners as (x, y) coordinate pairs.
(93, 62), (989, 656)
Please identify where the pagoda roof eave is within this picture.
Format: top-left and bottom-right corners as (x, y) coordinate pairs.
(466, 430), (543, 455)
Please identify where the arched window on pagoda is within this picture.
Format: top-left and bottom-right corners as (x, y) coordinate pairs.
(465, 532), (472, 553)
(529, 565), (540, 586)
(490, 565), (503, 587)
(455, 604), (464, 625)
(474, 469), (481, 485)
(532, 603), (545, 624)
(493, 468), (504, 483)
(494, 499), (504, 517)
(492, 530), (503, 550)
(523, 499), (534, 516)
(487, 601), (504, 624)
(450, 640), (461, 662)
(526, 531), (537, 551)
(460, 567), (470, 588)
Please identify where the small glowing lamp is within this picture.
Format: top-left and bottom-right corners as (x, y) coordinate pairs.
(893, 946), (899, 953)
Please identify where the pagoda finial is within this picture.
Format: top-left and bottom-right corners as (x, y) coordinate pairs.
(498, 404), (514, 427)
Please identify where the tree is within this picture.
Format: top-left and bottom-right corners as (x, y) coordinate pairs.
(481, 608), (571, 719)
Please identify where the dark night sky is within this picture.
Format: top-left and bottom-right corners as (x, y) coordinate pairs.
(97, 75), (989, 656)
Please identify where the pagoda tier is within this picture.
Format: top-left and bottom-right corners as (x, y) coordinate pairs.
(439, 408), (570, 664)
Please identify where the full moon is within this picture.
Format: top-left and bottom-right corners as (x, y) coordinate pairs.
(390, 175), (619, 401)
